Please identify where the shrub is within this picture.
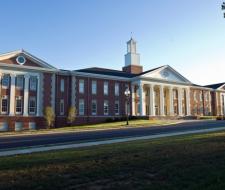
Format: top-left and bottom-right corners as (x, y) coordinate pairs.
(44, 107), (55, 129)
(67, 106), (77, 125)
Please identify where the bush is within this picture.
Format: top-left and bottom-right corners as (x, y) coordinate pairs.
(67, 106), (76, 125)
(216, 116), (224, 120)
(44, 107), (55, 129)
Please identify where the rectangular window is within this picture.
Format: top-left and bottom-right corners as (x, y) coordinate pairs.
(2, 74), (9, 89)
(16, 75), (24, 89)
(1, 96), (8, 114)
(92, 80), (97, 95)
(79, 80), (84, 94)
(60, 79), (64, 92)
(104, 81), (108, 95)
(30, 76), (37, 91)
(115, 83), (119, 96)
(91, 100), (97, 115)
(115, 101), (119, 115)
(204, 92), (208, 102)
(199, 91), (203, 102)
(194, 91), (197, 101)
(104, 100), (109, 115)
(79, 99), (84, 115)
(29, 97), (36, 114)
(60, 99), (64, 115)
(15, 96), (22, 114)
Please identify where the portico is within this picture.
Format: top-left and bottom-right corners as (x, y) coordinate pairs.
(131, 81), (191, 117)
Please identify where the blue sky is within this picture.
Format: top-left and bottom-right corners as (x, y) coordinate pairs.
(0, 0), (225, 85)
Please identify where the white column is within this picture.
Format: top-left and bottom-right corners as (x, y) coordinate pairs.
(159, 85), (165, 116)
(178, 88), (183, 116)
(149, 84), (155, 116)
(23, 74), (30, 116)
(185, 88), (191, 115)
(208, 91), (212, 114)
(36, 75), (41, 116)
(0, 73), (2, 98)
(169, 86), (174, 116)
(9, 74), (16, 115)
(131, 84), (136, 116)
(220, 94), (223, 115)
(138, 83), (145, 116)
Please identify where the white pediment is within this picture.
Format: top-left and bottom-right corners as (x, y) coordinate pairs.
(141, 65), (191, 84)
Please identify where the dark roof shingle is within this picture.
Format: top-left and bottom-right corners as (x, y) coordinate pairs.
(204, 82), (225, 89)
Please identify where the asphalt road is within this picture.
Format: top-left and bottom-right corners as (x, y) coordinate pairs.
(0, 120), (225, 151)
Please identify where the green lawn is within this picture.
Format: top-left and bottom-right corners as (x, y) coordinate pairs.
(1, 131), (225, 189)
(1, 119), (178, 136)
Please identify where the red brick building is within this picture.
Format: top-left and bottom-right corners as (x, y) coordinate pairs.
(0, 39), (224, 131)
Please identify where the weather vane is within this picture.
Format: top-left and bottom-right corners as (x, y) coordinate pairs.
(222, 2), (225, 18)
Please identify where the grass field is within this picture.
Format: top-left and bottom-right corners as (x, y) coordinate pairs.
(1, 130), (225, 189)
(1, 119), (178, 136)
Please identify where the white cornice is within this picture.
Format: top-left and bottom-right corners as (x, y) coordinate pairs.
(72, 71), (130, 81)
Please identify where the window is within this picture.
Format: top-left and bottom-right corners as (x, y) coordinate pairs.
(104, 81), (108, 95)
(104, 100), (109, 115)
(199, 91), (203, 102)
(15, 97), (22, 114)
(115, 101), (119, 115)
(194, 91), (197, 101)
(204, 92), (208, 102)
(91, 100), (97, 115)
(79, 99), (84, 115)
(30, 77), (37, 91)
(16, 75), (24, 89)
(60, 79), (64, 92)
(115, 83), (119, 96)
(60, 99), (64, 115)
(173, 90), (177, 99)
(92, 80), (97, 95)
(125, 84), (129, 90)
(2, 75), (9, 89)
(79, 80), (84, 94)
(182, 90), (185, 100)
(29, 97), (36, 114)
(1, 96), (8, 114)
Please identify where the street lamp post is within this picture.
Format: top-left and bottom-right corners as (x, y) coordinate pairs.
(124, 88), (131, 125)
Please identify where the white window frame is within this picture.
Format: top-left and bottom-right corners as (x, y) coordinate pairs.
(29, 96), (36, 115)
(104, 100), (109, 115)
(79, 99), (84, 115)
(115, 100), (119, 115)
(79, 79), (84, 94)
(15, 96), (23, 114)
(1, 96), (8, 114)
(92, 80), (97, 95)
(2, 74), (10, 89)
(91, 100), (97, 115)
(16, 75), (24, 89)
(60, 99), (64, 115)
(194, 91), (197, 102)
(104, 81), (108, 95)
(60, 79), (65, 92)
(115, 83), (119, 96)
(199, 91), (203, 102)
(29, 76), (37, 91)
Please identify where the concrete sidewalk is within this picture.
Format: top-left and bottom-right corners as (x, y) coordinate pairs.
(0, 126), (225, 157)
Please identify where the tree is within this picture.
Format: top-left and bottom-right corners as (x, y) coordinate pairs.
(222, 2), (225, 18)
(44, 106), (55, 129)
(67, 106), (77, 125)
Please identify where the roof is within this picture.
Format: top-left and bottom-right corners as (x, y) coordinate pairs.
(75, 67), (138, 78)
(75, 66), (164, 78)
(204, 82), (225, 89)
